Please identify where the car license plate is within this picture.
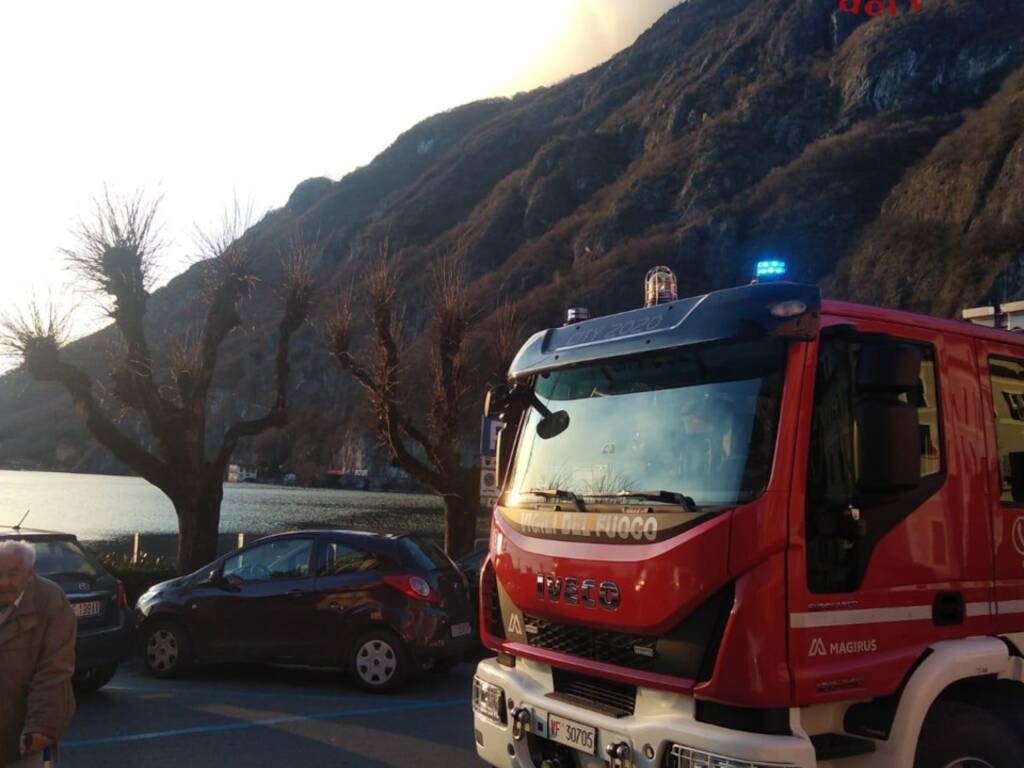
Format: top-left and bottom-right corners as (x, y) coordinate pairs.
(451, 621), (472, 638)
(72, 600), (103, 618)
(548, 713), (597, 755)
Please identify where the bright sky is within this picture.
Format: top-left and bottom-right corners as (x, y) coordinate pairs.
(0, 0), (677, 338)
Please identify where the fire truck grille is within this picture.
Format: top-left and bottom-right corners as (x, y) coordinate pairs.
(550, 668), (637, 717)
(522, 614), (657, 671)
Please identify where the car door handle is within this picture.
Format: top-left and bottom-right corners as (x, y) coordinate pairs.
(287, 589), (306, 598)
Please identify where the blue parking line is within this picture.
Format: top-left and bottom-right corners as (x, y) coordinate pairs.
(104, 683), (428, 706)
(62, 697), (467, 749)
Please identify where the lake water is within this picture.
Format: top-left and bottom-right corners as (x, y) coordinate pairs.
(0, 470), (452, 548)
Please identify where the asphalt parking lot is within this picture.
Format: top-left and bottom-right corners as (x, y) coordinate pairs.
(63, 660), (485, 767)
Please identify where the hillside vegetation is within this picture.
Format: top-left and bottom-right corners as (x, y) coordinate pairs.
(2, 0), (1022, 478)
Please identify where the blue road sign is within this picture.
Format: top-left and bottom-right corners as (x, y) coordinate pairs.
(480, 416), (503, 458)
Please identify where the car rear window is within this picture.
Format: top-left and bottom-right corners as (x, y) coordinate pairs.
(30, 540), (104, 579)
(398, 537), (456, 572)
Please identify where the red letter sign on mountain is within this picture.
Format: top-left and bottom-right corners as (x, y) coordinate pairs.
(838, 0), (921, 14)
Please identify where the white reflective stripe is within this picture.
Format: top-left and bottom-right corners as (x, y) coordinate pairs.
(792, 601), (1020, 628)
(790, 599), (1024, 628)
(966, 601), (993, 617)
(997, 600), (1024, 614)
(791, 605), (932, 628)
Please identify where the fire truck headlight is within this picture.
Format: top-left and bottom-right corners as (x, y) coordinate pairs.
(666, 744), (798, 768)
(472, 677), (508, 725)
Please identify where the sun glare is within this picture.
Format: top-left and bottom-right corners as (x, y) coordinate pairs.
(0, 0), (675, 348)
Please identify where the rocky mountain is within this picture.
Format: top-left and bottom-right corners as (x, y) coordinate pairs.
(2, 0), (1023, 479)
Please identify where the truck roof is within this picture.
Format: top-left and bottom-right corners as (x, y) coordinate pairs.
(823, 299), (1024, 347)
(509, 281), (821, 378)
(508, 283), (1024, 379)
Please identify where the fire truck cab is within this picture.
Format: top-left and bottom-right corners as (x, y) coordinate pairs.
(472, 272), (1024, 768)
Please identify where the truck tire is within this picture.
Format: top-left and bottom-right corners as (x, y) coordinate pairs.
(142, 620), (193, 679)
(914, 701), (1024, 768)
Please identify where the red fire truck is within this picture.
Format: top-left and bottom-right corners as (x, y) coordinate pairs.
(472, 265), (1024, 768)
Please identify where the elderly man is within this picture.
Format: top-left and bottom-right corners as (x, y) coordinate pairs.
(0, 540), (76, 768)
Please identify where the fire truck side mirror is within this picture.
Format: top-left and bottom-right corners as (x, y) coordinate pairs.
(857, 399), (921, 492)
(856, 342), (924, 493)
(857, 342), (923, 392)
(484, 385), (510, 417)
(536, 410), (570, 440)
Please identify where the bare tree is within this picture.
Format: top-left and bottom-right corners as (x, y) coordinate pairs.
(490, 301), (526, 386)
(1, 193), (316, 574)
(328, 243), (479, 556)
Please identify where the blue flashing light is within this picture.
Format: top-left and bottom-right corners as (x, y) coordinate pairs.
(755, 259), (788, 281)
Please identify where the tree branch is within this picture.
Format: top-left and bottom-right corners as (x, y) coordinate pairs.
(428, 253), (471, 474)
(213, 249), (316, 471)
(327, 267), (444, 491)
(41, 367), (171, 494)
(63, 191), (177, 437)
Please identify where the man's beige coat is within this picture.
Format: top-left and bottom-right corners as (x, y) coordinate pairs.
(0, 575), (76, 767)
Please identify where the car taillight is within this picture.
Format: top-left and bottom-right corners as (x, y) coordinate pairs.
(383, 574), (438, 603)
(115, 581), (127, 609)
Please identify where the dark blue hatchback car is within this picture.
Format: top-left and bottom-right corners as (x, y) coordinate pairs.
(135, 530), (474, 692)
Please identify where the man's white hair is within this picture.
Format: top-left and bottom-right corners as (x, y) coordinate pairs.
(0, 540), (36, 568)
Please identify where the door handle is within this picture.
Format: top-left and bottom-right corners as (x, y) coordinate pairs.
(287, 589), (305, 598)
(933, 591), (964, 626)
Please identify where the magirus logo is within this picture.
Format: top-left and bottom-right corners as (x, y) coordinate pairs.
(838, 0), (921, 16)
(809, 637), (878, 656)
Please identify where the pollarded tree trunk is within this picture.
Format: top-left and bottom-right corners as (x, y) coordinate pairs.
(443, 471), (481, 557)
(174, 478), (224, 574)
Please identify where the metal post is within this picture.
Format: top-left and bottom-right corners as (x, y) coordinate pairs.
(132, 532), (141, 564)
(237, 532), (245, 549)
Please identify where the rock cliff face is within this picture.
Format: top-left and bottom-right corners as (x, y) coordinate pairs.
(2, 0), (1022, 477)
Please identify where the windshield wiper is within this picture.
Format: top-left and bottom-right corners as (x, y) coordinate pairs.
(526, 488), (587, 511)
(609, 489), (698, 513)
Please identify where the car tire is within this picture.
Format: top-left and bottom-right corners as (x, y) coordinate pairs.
(143, 620), (193, 679)
(349, 628), (409, 693)
(914, 701), (1024, 768)
(73, 663), (119, 694)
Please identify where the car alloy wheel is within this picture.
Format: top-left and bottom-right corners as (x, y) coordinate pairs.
(147, 628), (180, 673)
(355, 638), (398, 687)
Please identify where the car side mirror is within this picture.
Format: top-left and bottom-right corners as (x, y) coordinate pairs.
(207, 568), (228, 588)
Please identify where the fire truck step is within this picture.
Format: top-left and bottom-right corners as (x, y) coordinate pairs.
(810, 733), (877, 760)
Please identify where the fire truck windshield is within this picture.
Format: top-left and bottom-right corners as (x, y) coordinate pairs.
(505, 338), (787, 509)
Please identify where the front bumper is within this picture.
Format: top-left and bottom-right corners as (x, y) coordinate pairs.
(76, 612), (135, 670)
(472, 657), (817, 768)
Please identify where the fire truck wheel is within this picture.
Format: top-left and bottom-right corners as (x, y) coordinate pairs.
(914, 701), (1024, 768)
